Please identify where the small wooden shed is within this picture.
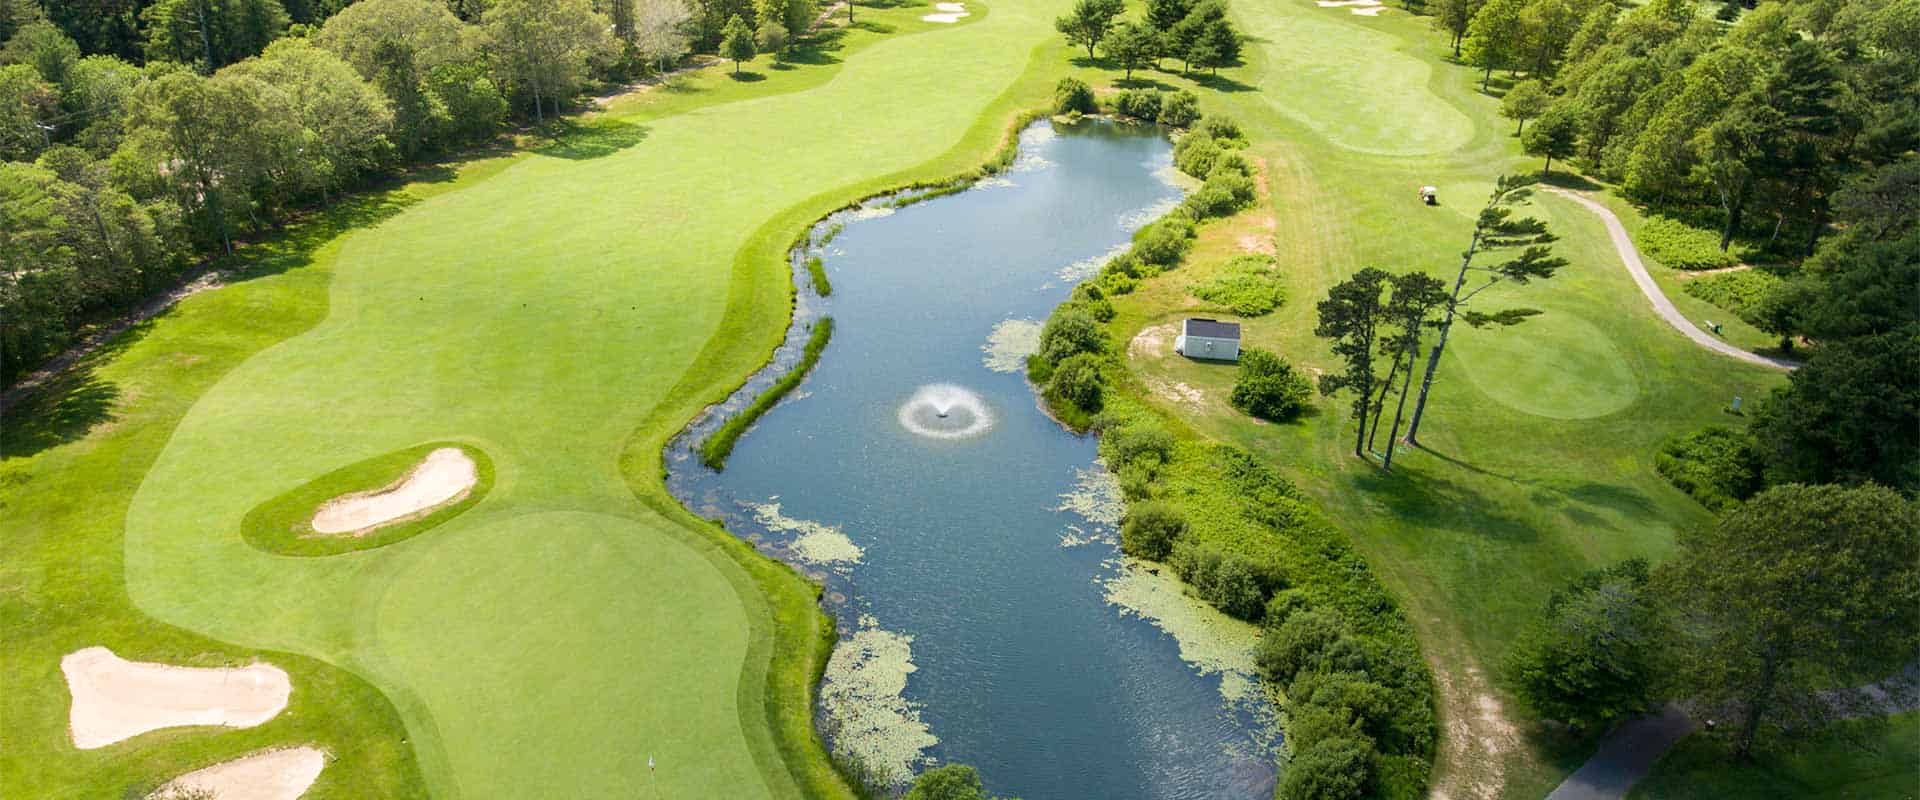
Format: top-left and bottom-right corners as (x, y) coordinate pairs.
(1176, 318), (1241, 362)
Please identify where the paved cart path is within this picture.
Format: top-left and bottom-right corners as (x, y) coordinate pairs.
(1546, 189), (1800, 372)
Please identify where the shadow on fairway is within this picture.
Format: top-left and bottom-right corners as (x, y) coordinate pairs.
(0, 354), (124, 459)
(1353, 461), (1543, 543)
(728, 70), (768, 82)
(1193, 72), (1256, 93)
(1537, 172), (1604, 192)
(535, 119), (651, 159)
(1, 188), (425, 458)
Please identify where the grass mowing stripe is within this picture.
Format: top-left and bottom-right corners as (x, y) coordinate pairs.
(703, 318), (836, 470)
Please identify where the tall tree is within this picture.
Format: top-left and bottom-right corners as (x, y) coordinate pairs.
(1144, 0), (1190, 36)
(721, 14), (755, 74)
(1522, 104), (1579, 176)
(1462, 0), (1526, 91)
(223, 39), (395, 200)
(1055, 0), (1125, 61)
(314, 0), (475, 156)
(1507, 560), (1666, 731)
(1500, 78), (1550, 135)
(1372, 271), (1448, 471)
(1403, 177), (1566, 445)
(1314, 267), (1393, 459)
(0, 63), (58, 162)
(1430, 0), (1478, 59)
(632, 0), (694, 72)
(1657, 484), (1920, 759)
(2, 21), (82, 87)
(1102, 20), (1158, 81)
(142, 0), (290, 73)
(482, 0), (611, 120)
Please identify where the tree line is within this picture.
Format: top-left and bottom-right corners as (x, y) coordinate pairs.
(1057, 0), (1244, 79)
(1, 0), (820, 383)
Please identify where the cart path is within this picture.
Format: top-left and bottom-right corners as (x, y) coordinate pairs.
(1545, 188), (1800, 372)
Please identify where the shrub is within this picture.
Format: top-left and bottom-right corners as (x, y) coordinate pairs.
(1264, 589), (1311, 627)
(1113, 89), (1161, 121)
(1132, 216), (1194, 266)
(1173, 133), (1221, 179)
(906, 763), (989, 800)
(1256, 608), (1346, 681)
(1277, 737), (1375, 800)
(1081, 296), (1116, 322)
(1184, 167), (1256, 218)
(1097, 270), (1139, 296)
(1193, 271), (1283, 316)
(1654, 426), (1764, 511)
(1212, 556), (1267, 620)
(1212, 150), (1252, 178)
(1198, 114), (1245, 142)
(1159, 90), (1200, 127)
(1102, 419), (1175, 472)
(1681, 268), (1783, 326)
(1048, 352), (1105, 410)
(1637, 217), (1742, 271)
(1038, 307), (1104, 363)
(1053, 77), (1096, 114)
(1120, 501), (1187, 559)
(1506, 567), (1663, 731)
(1230, 349), (1315, 421)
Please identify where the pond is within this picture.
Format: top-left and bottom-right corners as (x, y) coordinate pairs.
(667, 119), (1279, 799)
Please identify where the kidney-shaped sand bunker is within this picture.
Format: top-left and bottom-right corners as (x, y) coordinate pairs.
(241, 442), (494, 556)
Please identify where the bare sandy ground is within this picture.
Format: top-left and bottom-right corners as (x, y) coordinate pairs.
(63, 647), (291, 749)
(923, 2), (969, 22)
(149, 747), (326, 800)
(310, 447), (476, 535)
(1315, 0), (1387, 13)
(1128, 322), (1178, 361)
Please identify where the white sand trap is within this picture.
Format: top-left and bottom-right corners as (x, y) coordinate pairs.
(150, 747), (326, 800)
(1350, 5), (1388, 14)
(922, 2), (968, 22)
(63, 647), (291, 749)
(310, 447), (476, 535)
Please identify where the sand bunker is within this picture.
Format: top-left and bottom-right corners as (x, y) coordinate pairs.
(150, 747), (326, 800)
(922, 2), (969, 22)
(63, 647), (291, 749)
(1316, 0), (1386, 13)
(310, 447), (476, 535)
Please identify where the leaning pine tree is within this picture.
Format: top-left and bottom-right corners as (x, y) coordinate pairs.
(1402, 176), (1567, 446)
(1314, 267), (1393, 458)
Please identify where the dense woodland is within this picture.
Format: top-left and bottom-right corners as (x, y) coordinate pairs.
(0, 0), (817, 382)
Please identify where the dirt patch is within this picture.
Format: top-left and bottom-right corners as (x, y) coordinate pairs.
(1428, 657), (1520, 800)
(149, 746), (326, 800)
(1128, 322), (1179, 361)
(63, 647), (291, 749)
(1237, 231), (1277, 254)
(310, 447), (477, 535)
(1147, 378), (1206, 412)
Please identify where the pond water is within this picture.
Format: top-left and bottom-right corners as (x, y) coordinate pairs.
(667, 120), (1279, 799)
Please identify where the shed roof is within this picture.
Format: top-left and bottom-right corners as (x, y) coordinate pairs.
(1184, 318), (1241, 339)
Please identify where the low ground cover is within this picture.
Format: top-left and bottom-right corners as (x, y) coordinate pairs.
(1629, 712), (1920, 800)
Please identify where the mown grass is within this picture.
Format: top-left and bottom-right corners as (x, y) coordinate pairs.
(703, 317), (836, 469)
(239, 441), (494, 556)
(1049, 1), (1788, 795)
(1629, 712), (1920, 800)
(0, 0), (1086, 797)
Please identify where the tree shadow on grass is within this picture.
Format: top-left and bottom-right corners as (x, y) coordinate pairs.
(1351, 461), (1543, 543)
(1, 354), (124, 460)
(533, 118), (650, 160)
(850, 19), (896, 33)
(1193, 72), (1256, 93)
(1537, 171), (1605, 192)
(728, 70), (767, 82)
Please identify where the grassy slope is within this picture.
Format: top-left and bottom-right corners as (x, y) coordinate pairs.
(1068, 1), (1787, 796)
(1629, 712), (1920, 800)
(0, 1), (1080, 797)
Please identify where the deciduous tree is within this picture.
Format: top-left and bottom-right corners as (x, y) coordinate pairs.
(1102, 20), (1158, 81)
(1657, 484), (1920, 759)
(1521, 104), (1578, 177)
(1055, 0), (1125, 61)
(721, 13), (755, 73)
(1500, 78), (1549, 135)
(1507, 560), (1666, 730)
(482, 0), (611, 120)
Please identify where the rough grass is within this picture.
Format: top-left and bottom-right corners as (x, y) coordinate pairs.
(1681, 268), (1781, 327)
(703, 318), (836, 470)
(0, 0), (1089, 796)
(1628, 712), (1920, 800)
(240, 441), (494, 556)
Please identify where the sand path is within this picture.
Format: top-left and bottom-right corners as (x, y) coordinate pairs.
(1546, 189), (1799, 371)
(310, 447), (476, 535)
(63, 646), (290, 749)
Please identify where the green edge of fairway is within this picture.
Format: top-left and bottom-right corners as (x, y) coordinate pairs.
(240, 441), (495, 557)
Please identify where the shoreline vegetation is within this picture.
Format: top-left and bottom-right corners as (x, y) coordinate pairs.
(1022, 94), (1438, 797)
(702, 316), (837, 469)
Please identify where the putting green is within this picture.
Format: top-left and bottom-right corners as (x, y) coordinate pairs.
(1452, 307), (1641, 419)
(114, 0), (1076, 796)
(1234, 0), (1474, 156)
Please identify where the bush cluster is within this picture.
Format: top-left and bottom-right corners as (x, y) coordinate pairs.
(1191, 254), (1284, 315)
(1053, 77), (1097, 115)
(1637, 217), (1743, 271)
(1159, 90), (1201, 127)
(1229, 348), (1314, 421)
(1654, 426), (1765, 512)
(1680, 268), (1782, 327)
(1112, 89), (1162, 121)
(1120, 500), (1186, 559)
